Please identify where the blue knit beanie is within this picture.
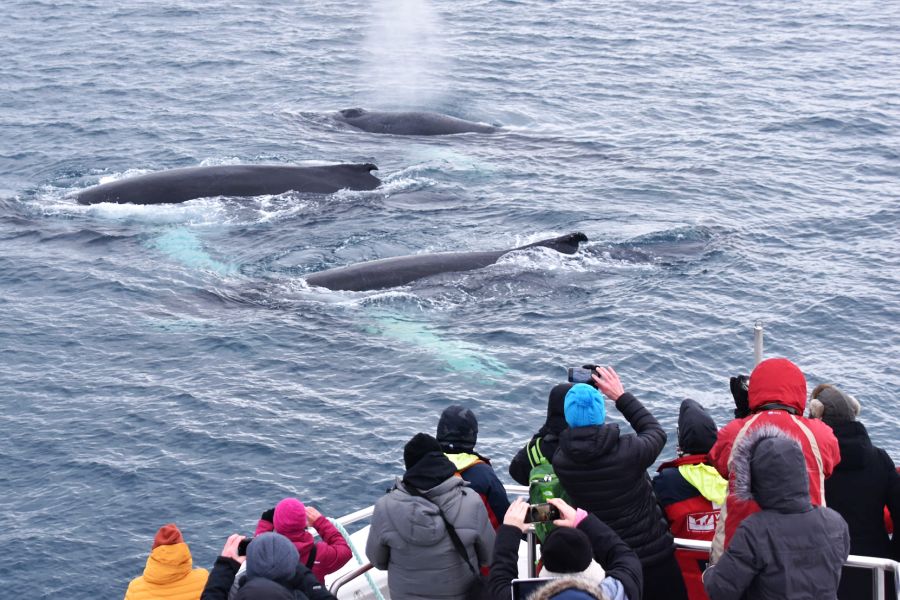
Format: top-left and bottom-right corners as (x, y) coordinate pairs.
(564, 383), (605, 428)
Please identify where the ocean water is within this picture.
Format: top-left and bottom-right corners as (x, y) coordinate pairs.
(1, 0), (898, 596)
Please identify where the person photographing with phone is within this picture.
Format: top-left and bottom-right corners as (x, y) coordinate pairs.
(487, 497), (641, 600)
(199, 532), (336, 600)
(551, 366), (688, 600)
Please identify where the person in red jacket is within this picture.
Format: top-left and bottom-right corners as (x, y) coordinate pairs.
(254, 497), (352, 584)
(708, 357), (840, 561)
(653, 399), (727, 600)
(653, 399), (727, 541)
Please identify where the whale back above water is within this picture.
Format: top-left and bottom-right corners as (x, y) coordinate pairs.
(305, 232), (588, 292)
(75, 163), (381, 205)
(334, 108), (498, 136)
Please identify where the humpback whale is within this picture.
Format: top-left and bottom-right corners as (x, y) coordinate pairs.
(334, 108), (497, 136)
(305, 232), (588, 292)
(75, 163), (380, 205)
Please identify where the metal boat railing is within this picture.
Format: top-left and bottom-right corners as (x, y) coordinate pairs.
(327, 484), (900, 599)
(676, 537), (900, 600)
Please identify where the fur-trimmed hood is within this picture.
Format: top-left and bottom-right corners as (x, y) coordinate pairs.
(529, 576), (607, 600)
(731, 424), (812, 514)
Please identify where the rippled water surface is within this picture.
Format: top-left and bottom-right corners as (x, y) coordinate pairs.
(1, 0), (899, 596)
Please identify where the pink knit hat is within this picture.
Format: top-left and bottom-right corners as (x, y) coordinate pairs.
(273, 498), (307, 537)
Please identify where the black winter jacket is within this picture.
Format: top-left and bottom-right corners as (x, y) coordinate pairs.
(703, 427), (850, 600)
(824, 421), (900, 559)
(552, 392), (672, 566)
(487, 514), (642, 600)
(200, 556), (336, 600)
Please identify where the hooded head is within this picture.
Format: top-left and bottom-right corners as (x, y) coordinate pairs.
(436, 405), (478, 453)
(272, 497), (307, 538)
(677, 399), (718, 455)
(748, 358), (807, 414)
(404, 432), (444, 469)
(402, 432), (457, 491)
(732, 425), (811, 514)
(564, 384), (605, 428)
(537, 383), (573, 437)
(809, 383), (860, 426)
(143, 523), (194, 585)
(245, 532), (299, 584)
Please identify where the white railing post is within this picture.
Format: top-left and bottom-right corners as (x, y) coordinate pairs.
(753, 320), (764, 366)
(894, 564), (899, 600)
(873, 565), (885, 600)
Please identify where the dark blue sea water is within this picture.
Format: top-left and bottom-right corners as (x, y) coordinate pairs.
(1, 0), (899, 596)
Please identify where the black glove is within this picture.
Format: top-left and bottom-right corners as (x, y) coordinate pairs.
(260, 507), (276, 523)
(730, 375), (750, 418)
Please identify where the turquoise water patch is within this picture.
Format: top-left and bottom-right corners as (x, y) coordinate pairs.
(149, 227), (238, 277)
(367, 312), (508, 378)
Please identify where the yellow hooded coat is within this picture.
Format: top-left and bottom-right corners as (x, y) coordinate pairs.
(124, 542), (208, 600)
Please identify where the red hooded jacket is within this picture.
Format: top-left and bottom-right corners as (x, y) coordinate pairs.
(708, 358), (840, 558)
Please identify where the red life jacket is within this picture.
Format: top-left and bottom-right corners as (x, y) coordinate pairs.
(657, 455), (719, 600)
(657, 455), (721, 541)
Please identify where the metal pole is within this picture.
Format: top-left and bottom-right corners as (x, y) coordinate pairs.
(874, 565), (885, 600)
(753, 320), (764, 366)
(894, 564), (899, 600)
(527, 530), (537, 578)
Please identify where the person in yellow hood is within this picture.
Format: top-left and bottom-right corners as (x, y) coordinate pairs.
(125, 523), (209, 600)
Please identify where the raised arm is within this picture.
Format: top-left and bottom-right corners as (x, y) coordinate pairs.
(200, 535), (245, 600)
(487, 499), (529, 600)
(308, 507), (353, 574)
(593, 366), (666, 468)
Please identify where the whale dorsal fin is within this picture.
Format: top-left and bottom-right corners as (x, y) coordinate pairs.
(518, 232), (588, 255)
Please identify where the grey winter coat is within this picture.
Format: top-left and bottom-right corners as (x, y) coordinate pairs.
(366, 475), (495, 600)
(703, 426), (850, 600)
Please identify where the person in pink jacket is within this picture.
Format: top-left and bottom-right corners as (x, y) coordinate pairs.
(254, 497), (352, 583)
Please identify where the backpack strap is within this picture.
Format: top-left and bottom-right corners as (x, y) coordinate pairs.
(305, 543), (317, 570)
(405, 485), (479, 577)
(526, 437), (546, 469)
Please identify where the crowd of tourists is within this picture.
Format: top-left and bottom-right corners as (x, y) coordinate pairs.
(124, 358), (900, 600)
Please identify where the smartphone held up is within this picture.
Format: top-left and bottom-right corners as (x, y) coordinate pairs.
(567, 364), (601, 388)
(524, 503), (561, 523)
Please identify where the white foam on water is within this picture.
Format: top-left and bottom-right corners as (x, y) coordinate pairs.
(97, 168), (154, 185)
(404, 145), (496, 175)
